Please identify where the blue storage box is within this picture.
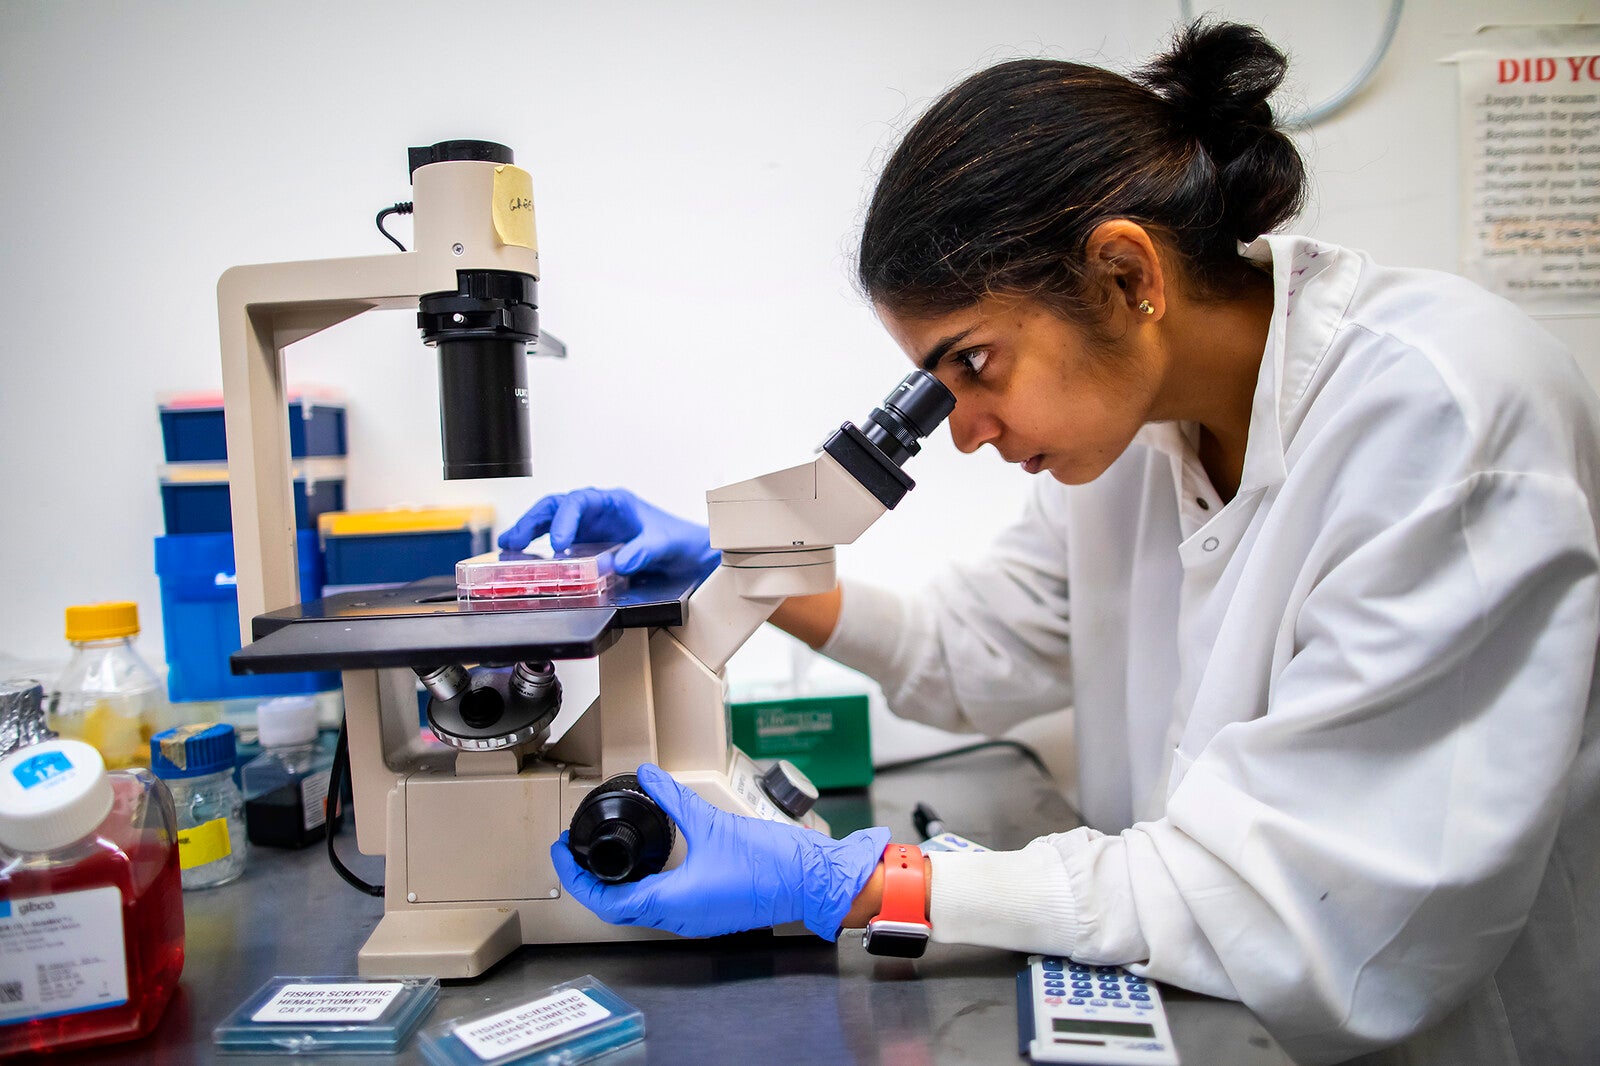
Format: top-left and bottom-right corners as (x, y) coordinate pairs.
(159, 459), (346, 535)
(320, 506), (494, 587)
(159, 391), (347, 462)
(154, 531), (340, 702)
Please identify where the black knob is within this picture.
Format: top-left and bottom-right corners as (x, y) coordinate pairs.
(567, 773), (676, 884)
(760, 760), (819, 819)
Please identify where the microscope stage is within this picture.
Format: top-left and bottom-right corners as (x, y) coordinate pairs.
(230, 571), (701, 673)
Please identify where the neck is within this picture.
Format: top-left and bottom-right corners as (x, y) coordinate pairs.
(1150, 273), (1274, 500)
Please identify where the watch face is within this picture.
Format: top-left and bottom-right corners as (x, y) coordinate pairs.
(863, 922), (930, 958)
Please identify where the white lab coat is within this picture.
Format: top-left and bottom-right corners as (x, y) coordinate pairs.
(823, 235), (1600, 1065)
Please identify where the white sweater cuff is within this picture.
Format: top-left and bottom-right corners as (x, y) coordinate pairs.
(819, 579), (915, 685)
(928, 840), (1081, 956)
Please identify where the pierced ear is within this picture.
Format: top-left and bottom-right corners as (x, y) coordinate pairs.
(1086, 220), (1166, 320)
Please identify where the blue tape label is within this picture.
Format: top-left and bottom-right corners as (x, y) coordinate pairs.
(11, 752), (73, 790)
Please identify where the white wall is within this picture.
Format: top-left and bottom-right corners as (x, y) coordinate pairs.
(2, 1), (1595, 749)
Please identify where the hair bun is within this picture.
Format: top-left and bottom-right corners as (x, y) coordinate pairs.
(1138, 20), (1285, 152)
(1137, 19), (1305, 242)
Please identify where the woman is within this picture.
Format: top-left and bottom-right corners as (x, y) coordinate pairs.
(511, 22), (1600, 1065)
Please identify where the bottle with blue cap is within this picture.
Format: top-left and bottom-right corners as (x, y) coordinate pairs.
(150, 723), (248, 889)
(0, 738), (184, 1054)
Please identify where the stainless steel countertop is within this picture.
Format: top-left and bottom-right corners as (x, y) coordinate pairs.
(63, 746), (1292, 1064)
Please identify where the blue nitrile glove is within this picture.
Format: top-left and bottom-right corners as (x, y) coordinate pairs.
(551, 763), (892, 940)
(498, 487), (719, 576)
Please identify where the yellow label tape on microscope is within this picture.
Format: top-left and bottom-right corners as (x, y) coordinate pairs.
(492, 165), (538, 251)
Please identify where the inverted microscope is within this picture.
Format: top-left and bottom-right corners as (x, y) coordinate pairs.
(220, 140), (953, 978)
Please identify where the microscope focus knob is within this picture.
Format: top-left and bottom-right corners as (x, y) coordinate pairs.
(567, 773), (676, 884)
(759, 760), (819, 819)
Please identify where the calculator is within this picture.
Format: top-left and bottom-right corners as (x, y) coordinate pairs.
(1016, 954), (1179, 1064)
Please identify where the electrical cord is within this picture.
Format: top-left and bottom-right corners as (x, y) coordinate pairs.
(877, 738), (1088, 832)
(876, 737), (1049, 778)
(326, 719), (384, 897)
(1179, 0), (1405, 127)
(375, 201), (413, 251)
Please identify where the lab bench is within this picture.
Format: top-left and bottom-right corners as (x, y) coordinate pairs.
(62, 746), (1291, 1064)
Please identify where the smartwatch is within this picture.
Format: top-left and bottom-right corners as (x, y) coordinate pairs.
(862, 843), (931, 958)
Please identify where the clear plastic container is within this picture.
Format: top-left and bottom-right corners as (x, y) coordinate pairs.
(47, 602), (170, 771)
(242, 696), (333, 849)
(213, 975), (440, 1054)
(419, 975), (643, 1066)
(455, 544), (620, 600)
(0, 739), (185, 1055)
(150, 724), (248, 889)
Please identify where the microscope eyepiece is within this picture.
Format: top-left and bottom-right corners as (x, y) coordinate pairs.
(860, 370), (957, 468)
(821, 370), (955, 510)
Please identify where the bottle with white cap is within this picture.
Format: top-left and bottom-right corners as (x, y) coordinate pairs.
(241, 696), (334, 849)
(0, 739), (184, 1055)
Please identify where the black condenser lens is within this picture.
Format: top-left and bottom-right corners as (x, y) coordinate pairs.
(419, 270), (540, 480)
(438, 337), (533, 479)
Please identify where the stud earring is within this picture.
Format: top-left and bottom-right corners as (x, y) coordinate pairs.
(1137, 300), (1155, 315)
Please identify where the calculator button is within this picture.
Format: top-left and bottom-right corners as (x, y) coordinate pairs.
(1114, 1002), (1131, 1009)
(1043, 957), (1064, 968)
(1136, 1003), (1153, 1011)
(1130, 993), (1151, 1001)
(1101, 992), (1122, 1000)
(1090, 1000), (1107, 1008)
(1068, 997), (1086, 1005)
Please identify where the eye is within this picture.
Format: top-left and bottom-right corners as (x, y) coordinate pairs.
(953, 348), (990, 379)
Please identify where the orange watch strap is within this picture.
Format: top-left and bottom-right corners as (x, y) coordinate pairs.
(873, 843), (929, 926)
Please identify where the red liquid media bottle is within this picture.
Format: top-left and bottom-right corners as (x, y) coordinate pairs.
(0, 739), (185, 1055)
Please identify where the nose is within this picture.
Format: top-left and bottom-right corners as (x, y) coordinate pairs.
(946, 399), (1000, 455)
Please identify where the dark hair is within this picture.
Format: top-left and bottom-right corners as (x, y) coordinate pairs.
(857, 20), (1305, 322)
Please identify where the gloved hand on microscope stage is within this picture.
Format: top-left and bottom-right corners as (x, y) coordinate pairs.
(499, 487), (720, 576)
(551, 763), (891, 939)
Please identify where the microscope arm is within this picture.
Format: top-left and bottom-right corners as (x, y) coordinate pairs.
(219, 157), (540, 632)
(673, 451), (888, 671)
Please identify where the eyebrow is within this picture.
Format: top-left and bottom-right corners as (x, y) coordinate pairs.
(918, 327), (979, 372)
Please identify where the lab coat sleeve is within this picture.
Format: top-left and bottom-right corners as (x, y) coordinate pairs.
(928, 471), (1600, 1064)
(820, 478), (1074, 737)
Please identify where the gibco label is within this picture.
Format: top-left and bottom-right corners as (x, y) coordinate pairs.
(0, 887), (128, 1024)
(455, 988), (611, 1060)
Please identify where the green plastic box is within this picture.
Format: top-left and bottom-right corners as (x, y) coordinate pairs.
(728, 691), (872, 790)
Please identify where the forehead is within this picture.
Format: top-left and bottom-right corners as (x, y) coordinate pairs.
(875, 295), (1042, 362)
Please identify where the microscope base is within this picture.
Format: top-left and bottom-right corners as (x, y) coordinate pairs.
(348, 753), (830, 979)
(358, 908), (523, 979)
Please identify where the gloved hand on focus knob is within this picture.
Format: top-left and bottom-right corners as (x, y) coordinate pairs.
(498, 487), (719, 576)
(551, 763), (891, 940)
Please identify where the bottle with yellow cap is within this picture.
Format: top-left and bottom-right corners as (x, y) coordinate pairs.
(47, 602), (169, 770)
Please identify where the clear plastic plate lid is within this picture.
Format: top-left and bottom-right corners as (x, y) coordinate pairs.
(212, 975), (440, 1054)
(419, 975), (644, 1066)
(455, 544), (621, 600)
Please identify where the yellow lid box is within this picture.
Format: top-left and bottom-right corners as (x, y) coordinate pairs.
(318, 506), (494, 538)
